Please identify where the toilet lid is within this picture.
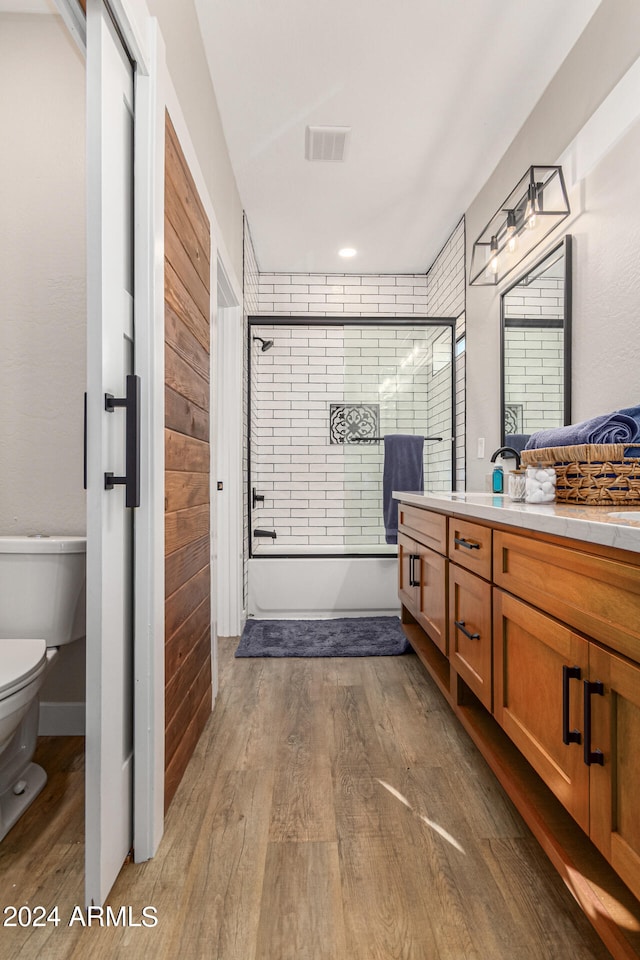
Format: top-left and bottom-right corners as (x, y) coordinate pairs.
(0, 638), (47, 699)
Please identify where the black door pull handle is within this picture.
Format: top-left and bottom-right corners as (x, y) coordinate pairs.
(562, 665), (581, 745)
(83, 391), (88, 490)
(104, 374), (141, 508)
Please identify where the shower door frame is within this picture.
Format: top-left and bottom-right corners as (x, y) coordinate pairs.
(247, 316), (457, 559)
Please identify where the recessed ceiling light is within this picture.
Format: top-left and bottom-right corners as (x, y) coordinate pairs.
(339, 247), (357, 258)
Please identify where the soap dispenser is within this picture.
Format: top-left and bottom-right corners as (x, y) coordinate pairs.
(491, 465), (504, 494)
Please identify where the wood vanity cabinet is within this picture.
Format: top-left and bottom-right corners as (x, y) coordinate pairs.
(494, 586), (640, 903)
(398, 509), (448, 656)
(397, 497), (640, 957)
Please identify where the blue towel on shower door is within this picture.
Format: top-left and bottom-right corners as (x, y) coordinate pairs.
(383, 435), (424, 545)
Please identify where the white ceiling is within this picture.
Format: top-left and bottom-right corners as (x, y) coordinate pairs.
(0, 1), (56, 11)
(195, 0), (600, 275)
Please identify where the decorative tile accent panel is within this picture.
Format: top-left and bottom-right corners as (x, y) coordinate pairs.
(505, 403), (524, 434)
(329, 403), (380, 445)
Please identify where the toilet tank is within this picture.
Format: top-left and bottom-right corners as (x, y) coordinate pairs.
(0, 536), (86, 647)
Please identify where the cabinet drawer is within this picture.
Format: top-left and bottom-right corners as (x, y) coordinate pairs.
(449, 565), (492, 710)
(448, 517), (492, 580)
(398, 504), (447, 554)
(494, 530), (640, 662)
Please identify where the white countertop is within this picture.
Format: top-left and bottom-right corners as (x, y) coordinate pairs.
(393, 491), (640, 555)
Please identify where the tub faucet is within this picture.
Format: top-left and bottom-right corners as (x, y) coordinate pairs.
(490, 446), (522, 469)
(253, 528), (277, 539)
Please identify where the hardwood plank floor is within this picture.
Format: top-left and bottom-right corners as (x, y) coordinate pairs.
(0, 640), (612, 959)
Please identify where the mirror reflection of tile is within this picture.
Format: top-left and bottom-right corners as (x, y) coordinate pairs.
(329, 403), (380, 444)
(504, 403), (523, 435)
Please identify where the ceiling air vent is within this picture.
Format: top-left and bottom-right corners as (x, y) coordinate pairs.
(305, 125), (351, 162)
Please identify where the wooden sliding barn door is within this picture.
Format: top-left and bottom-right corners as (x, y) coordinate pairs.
(164, 113), (212, 810)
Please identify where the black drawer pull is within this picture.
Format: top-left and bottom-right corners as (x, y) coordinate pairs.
(583, 679), (604, 766)
(562, 665), (581, 745)
(454, 620), (479, 640)
(454, 537), (480, 550)
(409, 554), (420, 587)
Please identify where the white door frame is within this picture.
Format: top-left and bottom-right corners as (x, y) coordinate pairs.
(216, 264), (244, 640)
(131, 14), (165, 864)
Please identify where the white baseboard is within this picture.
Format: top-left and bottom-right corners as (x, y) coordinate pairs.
(38, 702), (85, 737)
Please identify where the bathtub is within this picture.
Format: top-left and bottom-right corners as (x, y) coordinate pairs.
(248, 545), (400, 619)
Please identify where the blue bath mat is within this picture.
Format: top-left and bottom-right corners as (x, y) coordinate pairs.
(235, 616), (410, 658)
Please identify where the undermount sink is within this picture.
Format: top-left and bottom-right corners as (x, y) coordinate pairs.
(608, 511), (640, 521)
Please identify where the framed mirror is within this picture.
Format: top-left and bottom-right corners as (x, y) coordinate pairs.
(500, 235), (572, 447)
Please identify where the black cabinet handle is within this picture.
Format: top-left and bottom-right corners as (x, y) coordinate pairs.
(562, 665), (582, 745)
(583, 679), (604, 766)
(409, 554), (420, 587)
(454, 620), (479, 640)
(454, 537), (480, 550)
(83, 391), (88, 490)
(104, 374), (141, 508)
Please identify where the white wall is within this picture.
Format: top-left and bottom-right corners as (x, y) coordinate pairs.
(465, 0), (640, 490)
(0, 14), (86, 718)
(570, 117), (640, 419)
(0, 14), (86, 536)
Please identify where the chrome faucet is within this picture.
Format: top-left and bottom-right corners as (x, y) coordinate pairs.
(490, 446), (522, 469)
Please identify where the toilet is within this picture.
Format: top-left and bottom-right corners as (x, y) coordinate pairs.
(0, 536), (86, 841)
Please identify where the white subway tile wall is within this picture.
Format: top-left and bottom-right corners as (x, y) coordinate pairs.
(257, 273), (430, 317)
(424, 218), (465, 487)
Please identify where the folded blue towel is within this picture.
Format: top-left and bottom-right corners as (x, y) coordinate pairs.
(525, 404), (640, 449)
(383, 435), (424, 545)
(505, 434), (531, 454)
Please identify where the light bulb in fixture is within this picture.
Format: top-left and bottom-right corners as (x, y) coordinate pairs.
(489, 236), (499, 276)
(506, 210), (517, 253)
(339, 247), (357, 258)
(525, 182), (538, 230)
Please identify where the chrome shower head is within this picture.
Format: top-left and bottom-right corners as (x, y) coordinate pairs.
(253, 336), (274, 352)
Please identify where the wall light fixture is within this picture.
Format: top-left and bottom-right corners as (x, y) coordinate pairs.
(469, 165), (570, 286)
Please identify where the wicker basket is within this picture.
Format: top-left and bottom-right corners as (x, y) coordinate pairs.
(521, 443), (640, 505)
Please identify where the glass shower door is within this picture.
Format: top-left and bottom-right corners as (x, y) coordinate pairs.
(249, 320), (455, 556)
